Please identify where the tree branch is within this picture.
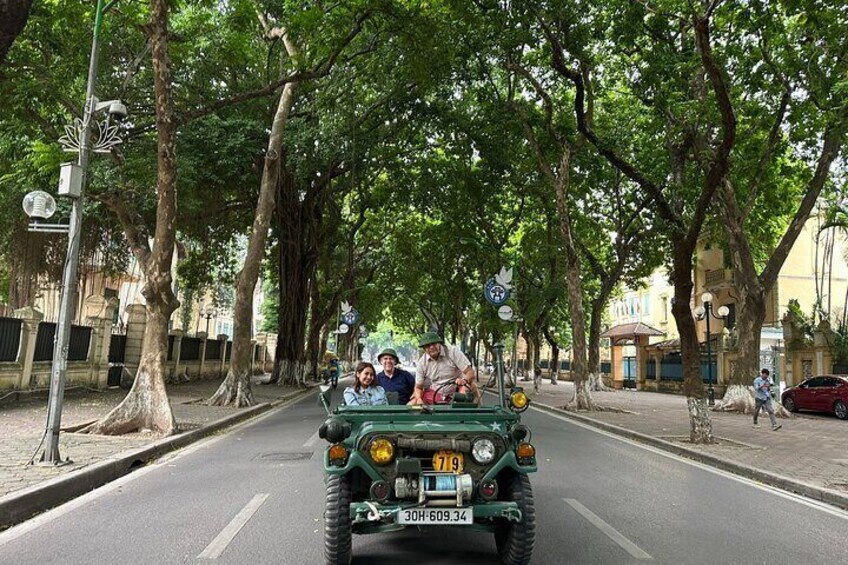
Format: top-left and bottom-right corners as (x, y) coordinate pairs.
(760, 126), (845, 290)
(540, 18), (682, 230)
(178, 10), (370, 125)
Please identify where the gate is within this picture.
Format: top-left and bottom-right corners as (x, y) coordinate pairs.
(107, 334), (127, 387)
(622, 356), (636, 388)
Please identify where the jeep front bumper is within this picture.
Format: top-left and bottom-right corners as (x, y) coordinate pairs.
(349, 500), (523, 528)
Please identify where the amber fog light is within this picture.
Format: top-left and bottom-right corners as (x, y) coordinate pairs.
(370, 480), (391, 502)
(516, 442), (535, 460)
(479, 480), (498, 500)
(328, 443), (349, 466)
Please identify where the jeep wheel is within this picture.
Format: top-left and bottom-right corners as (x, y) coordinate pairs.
(495, 474), (536, 565)
(324, 474), (352, 565)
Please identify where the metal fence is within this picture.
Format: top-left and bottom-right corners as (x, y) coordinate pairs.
(181, 337), (202, 361)
(0, 317), (22, 362)
(205, 339), (221, 360)
(33, 322), (92, 362)
(167, 335), (175, 361)
(645, 356), (716, 382)
(538, 359), (610, 373)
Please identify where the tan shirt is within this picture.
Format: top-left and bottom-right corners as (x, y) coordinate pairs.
(415, 344), (472, 392)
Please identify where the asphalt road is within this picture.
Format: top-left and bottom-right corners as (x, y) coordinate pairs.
(0, 381), (845, 565)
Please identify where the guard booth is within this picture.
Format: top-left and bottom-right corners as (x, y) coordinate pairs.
(600, 322), (665, 390)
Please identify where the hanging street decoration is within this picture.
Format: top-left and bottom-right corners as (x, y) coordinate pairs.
(337, 323), (350, 334)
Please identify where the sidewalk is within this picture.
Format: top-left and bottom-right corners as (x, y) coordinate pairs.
(514, 377), (848, 509)
(0, 376), (313, 529)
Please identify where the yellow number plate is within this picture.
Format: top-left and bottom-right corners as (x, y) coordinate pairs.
(432, 450), (464, 473)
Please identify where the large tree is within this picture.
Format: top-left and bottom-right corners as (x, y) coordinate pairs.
(542, 1), (737, 442)
(710, 0), (847, 412)
(86, 0), (180, 435)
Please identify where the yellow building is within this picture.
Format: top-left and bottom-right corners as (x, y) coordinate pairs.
(606, 205), (848, 390)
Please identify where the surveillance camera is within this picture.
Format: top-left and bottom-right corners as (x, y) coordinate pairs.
(108, 101), (127, 120)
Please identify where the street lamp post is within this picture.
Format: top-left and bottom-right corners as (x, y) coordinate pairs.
(694, 292), (730, 406)
(35, 0), (123, 465)
(203, 306), (218, 336)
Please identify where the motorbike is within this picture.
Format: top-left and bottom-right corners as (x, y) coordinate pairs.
(322, 361), (340, 389)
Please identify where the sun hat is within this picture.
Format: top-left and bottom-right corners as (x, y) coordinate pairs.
(377, 348), (399, 363)
(418, 332), (444, 348)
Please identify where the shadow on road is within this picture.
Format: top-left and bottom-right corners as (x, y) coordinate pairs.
(352, 526), (501, 564)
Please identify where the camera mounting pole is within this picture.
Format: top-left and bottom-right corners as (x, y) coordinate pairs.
(36, 0), (123, 466)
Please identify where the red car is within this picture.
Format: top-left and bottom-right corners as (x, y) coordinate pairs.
(781, 375), (848, 420)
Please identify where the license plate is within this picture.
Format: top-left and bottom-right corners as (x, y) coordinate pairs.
(432, 450), (463, 473)
(398, 507), (473, 525)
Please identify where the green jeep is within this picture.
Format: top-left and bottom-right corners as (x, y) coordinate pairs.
(317, 374), (537, 564)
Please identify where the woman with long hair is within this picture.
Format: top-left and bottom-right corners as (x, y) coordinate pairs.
(343, 361), (388, 406)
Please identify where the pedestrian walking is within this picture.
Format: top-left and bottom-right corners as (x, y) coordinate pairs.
(753, 368), (782, 430)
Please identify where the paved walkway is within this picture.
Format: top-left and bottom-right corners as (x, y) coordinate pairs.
(0, 376), (309, 500)
(510, 376), (848, 506)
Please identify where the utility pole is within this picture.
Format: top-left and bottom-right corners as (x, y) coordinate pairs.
(37, 0), (123, 465)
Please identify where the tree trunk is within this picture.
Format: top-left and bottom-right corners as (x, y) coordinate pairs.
(543, 327), (560, 385)
(671, 243), (713, 444)
(209, 81), (297, 406)
(86, 302), (175, 434)
(84, 0), (177, 435)
(306, 275), (323, 382)
(553, 148), (594, 411)
(272, 169), (311, 387)
(587, 297), (611, 392)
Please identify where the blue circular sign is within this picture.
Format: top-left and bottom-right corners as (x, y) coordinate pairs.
(342, 310), (360, 326)
(484, 278), (510, 306)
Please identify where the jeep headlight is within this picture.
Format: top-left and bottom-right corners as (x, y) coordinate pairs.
(369, 437), (395, 465)
(471, 437), (496, 464)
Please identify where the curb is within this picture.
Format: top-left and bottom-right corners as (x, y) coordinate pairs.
(0, 387), (314, 530)
(528, 399), (848, 511)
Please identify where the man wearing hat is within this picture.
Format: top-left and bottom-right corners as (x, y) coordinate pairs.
(411, 332), (479, 405)
(375, 348), (416, 405)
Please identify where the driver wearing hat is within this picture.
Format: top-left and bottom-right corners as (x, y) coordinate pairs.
(375, 348), (416, 405)
(410, 332), (479, 405)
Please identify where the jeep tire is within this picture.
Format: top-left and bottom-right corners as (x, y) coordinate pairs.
(495, 474), (536, 565)
(324, 474), (352, 565)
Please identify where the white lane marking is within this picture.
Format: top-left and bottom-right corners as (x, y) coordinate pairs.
(303, 430), (320, 447)
(197, 493), (269, 559)
(0, 392), (316, 545)
(564, 498), (653, 560)
(533, 404), (848, 521)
